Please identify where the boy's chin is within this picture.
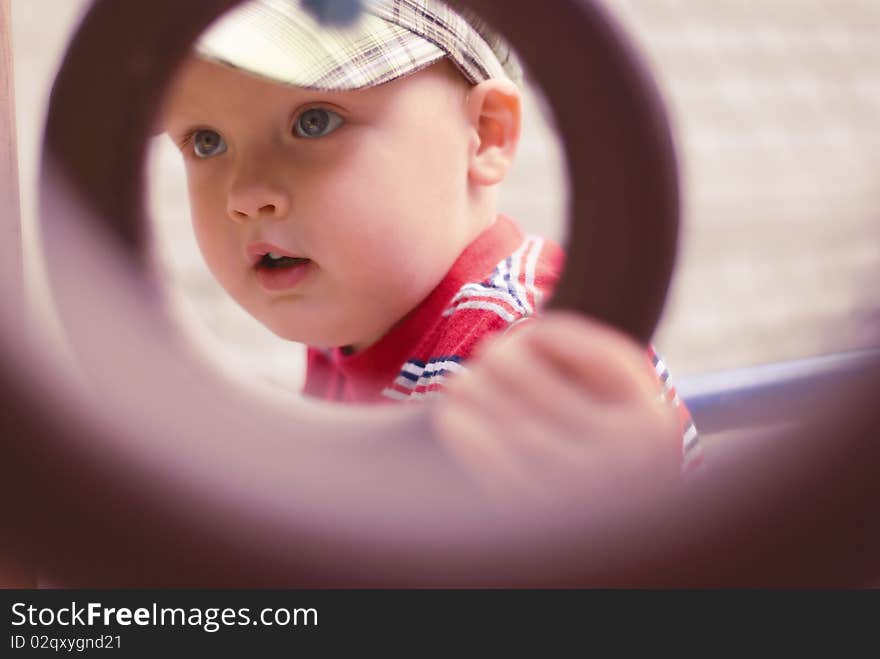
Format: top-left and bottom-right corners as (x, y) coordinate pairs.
(254, 309), (394, 350)
(261, 322), (359, 350)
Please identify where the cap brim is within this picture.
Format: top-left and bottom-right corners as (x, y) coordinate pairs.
(196, 0), (446, 90)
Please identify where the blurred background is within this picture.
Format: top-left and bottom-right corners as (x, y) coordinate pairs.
(10, 0), (880, 396)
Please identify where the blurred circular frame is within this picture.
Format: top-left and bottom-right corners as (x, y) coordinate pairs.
(0, 0), (876, 586)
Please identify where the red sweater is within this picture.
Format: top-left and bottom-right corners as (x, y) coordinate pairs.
(304, 215), (702, 471)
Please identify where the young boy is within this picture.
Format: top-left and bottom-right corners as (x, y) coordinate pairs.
(162, 0), (701, 498)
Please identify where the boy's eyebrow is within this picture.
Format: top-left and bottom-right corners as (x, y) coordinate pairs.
(167, 83), (367, 122)
(284, 86), (374, 109)
(160, 113), (203, 139)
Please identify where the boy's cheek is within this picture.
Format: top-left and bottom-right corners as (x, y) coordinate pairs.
(185, 174), (225, 218)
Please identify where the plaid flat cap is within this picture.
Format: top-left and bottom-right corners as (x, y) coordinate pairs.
(196, 0), (522, 90)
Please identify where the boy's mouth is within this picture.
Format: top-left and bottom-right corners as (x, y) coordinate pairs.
(257, 252), (311, 270)
(247, 242), (310, 269)
(247, 242), (315, 291)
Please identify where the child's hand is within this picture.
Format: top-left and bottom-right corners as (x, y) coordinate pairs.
(430, 312), (682, 501)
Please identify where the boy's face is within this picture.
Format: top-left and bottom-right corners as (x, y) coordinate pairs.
(163, 56), (479, 349)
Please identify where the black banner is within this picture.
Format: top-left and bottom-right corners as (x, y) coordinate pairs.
(1, 589), (875, 654)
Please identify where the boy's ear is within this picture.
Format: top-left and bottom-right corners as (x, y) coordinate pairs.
(466, 78), (522, 187)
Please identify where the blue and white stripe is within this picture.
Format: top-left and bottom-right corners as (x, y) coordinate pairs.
(382, 356), (467, 401)
(443, 236), (545, 322)
(653, 352), (681, 405)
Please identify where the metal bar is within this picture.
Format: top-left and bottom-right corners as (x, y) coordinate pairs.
(680, 348), (880, 435)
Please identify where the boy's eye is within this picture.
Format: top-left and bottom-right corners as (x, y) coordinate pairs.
(293, 108), (344, 139)
(192, 129), (227, 158)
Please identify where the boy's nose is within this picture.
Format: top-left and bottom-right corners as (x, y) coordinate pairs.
(226, 177), (292, 223)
